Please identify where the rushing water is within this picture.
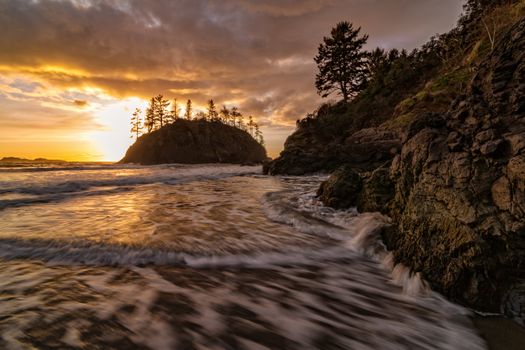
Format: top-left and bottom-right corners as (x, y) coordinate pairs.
(0, 162), (486, 349)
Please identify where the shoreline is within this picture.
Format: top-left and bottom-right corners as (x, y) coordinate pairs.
(472, 315), (525, 350)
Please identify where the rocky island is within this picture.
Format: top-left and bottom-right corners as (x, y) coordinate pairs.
(121, 119), (267, 165)
(266, 0), (525, 324)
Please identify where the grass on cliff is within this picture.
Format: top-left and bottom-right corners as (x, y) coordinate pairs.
(385, 1), (525, 130)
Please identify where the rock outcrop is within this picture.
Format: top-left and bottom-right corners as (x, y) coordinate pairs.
(384, 19), (525, 316)
(317, 18), (525, 319)
(263, 126), (400, 175)
(120, 119), (267, 165)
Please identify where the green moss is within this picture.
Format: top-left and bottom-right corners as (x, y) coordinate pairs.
(384, 112), (415, 130)
(397, 97), (417, 112)
(429, 69), (471, 93)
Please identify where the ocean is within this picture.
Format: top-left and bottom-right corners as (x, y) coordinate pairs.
(0, 162), (486, 349)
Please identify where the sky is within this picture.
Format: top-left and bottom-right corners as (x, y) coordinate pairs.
(0, 0), (465, 161)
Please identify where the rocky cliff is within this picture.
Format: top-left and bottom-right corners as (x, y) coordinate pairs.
(269, 4), (525, 321)
(317, 18), (525, 320)
(384, 19), (525, 317)
(120, 119), (267, 165)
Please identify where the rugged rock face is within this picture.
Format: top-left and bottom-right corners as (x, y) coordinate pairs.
(318, 19), (525, 318)
(120, 119), (267, 165)
(385, 19), (525, 315)
(263, 126), (400, 175)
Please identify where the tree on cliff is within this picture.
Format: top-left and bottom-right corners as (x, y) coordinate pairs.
(314, 21), (369, 102)
(184, 99), (193, 120)
(366, 48), (388, 77)
(130, 108), (143, 140)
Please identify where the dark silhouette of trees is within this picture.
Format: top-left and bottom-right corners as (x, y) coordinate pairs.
(233, 107), (244, 129)
(144, 95), (170, 131)
(220, 105), (230, 125)
(153, 94), (170, 128)
(207, 99), (218, 121)
(170, 98), (180, 123)
(366, 48), (388, 77)
(145, 97), (156, 132)
(230, 106), (241, 127)
(184, 99), (193, 120)
(195, 111), (207, 120)
(130, 96), (264, 147)
(315, 21), (369, 102)
(130, 108), (143, 140)
(247, 116), (255, 136)
(254, 123), (264, 146)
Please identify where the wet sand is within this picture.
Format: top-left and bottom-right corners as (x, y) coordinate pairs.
(472, 316), (525, 350)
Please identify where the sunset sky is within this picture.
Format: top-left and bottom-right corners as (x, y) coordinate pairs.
(0, 0), (464, 161)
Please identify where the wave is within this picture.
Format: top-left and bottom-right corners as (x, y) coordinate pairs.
(0, 164), (261, 209)
(261, 188), (432, 297)
(0, 236), (353, 268)
(0, 170), (436, 300)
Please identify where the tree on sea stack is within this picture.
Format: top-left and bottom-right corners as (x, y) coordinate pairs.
(220, 105), (230, 124)
(170, 98), (181, 123)
(315, 21), (369, 102)
(184, 99), (193, 120)
(207, 99), (219, 121)
(145, 97), (156, 132)
(130, 108), (143, 140)
(153, 94), (170, 128)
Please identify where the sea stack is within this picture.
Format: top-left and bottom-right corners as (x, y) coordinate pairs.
(120, 119), (267, 165)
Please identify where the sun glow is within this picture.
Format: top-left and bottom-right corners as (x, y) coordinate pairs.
(85, 97), (148, 162)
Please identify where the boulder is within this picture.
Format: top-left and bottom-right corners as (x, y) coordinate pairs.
(317, 166), (362, 209)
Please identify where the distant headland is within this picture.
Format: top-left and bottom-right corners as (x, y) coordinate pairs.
(0, 157), (65, 163)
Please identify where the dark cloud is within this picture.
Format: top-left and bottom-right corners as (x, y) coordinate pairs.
(73, 99), (88, 107)
(0, 0), (464, 155)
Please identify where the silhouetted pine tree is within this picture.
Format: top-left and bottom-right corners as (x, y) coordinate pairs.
(130, 108), (143, 140)
(170, 98), (180, 123)
(315, 21), (369, 102)
(153, 94), (170, 128)
(207, 99), (218, 121)
(220, 105), (230, 124)
(254, 123), (265, 146)
(248, 116), (255, 136)
(230, 106), (240, 127)
(184, 99), (193, 120)
(145, 97), (156, 132)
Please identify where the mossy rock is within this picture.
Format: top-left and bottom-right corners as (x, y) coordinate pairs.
(317, 166), (362, 209)
(357, 165), (395, 214)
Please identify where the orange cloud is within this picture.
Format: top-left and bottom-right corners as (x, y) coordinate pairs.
(0, 0), (464, 160)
